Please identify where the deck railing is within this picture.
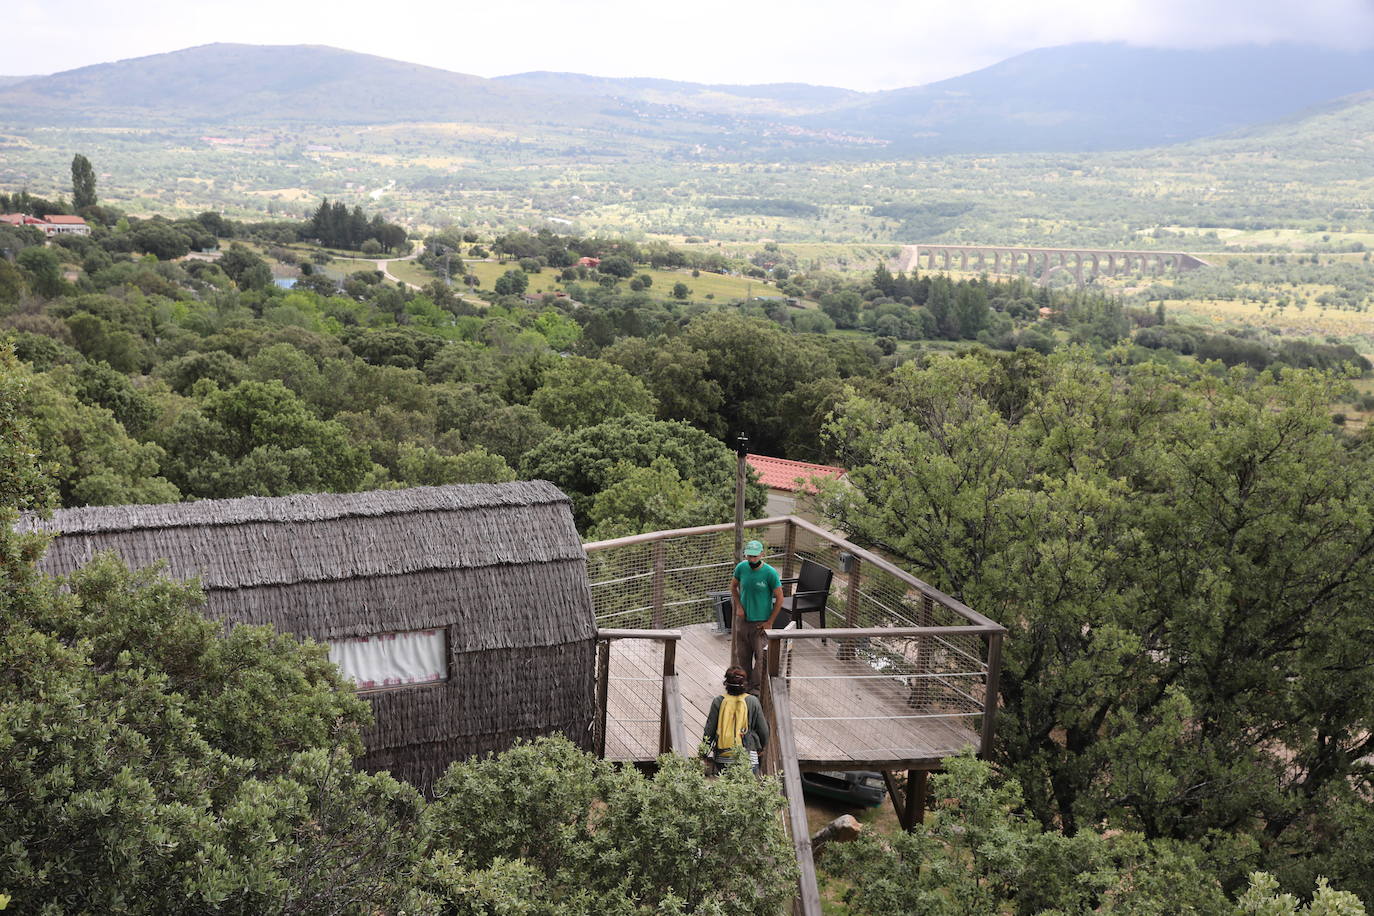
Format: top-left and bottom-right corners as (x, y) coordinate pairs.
(585, 516), (1005, 760)
(593, 629), (688, 759)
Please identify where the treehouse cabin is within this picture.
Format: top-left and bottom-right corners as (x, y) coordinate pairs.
(21, 481), (599, 790)
(585, 515), (1005, 916)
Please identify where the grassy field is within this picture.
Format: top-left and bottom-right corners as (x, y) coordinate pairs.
(462, 260), (782, 303)
(1164, 297), (1374, 348)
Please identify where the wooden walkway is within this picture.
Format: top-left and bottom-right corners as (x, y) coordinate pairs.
(605, 623), (980, 770)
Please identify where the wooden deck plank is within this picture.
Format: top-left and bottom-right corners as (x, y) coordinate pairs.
(605, 623), (980, 767)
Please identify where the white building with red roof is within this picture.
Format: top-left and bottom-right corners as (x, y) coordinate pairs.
(0, 214), (90, 237)
(745, 453), (847, 519)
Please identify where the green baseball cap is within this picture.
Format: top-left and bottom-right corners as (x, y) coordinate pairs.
(743, 539), (764, 556)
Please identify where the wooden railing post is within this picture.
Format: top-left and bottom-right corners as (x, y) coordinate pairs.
(782, 520), (796, 581)
(659, 639), (678, 754)
(980, 631), (1003, 757)
(844, 556), (862, 627)
(759, 674), (780, 776)
(595, 638), (610, 759)
(650, 540), (666, 628)
(771, 676), (823, 916)
(839, 556), (862, 659)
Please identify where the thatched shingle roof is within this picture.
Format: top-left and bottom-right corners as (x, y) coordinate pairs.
(22, 481), (598, 789)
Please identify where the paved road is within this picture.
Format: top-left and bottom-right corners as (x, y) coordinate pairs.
(370, 248), (482, 309)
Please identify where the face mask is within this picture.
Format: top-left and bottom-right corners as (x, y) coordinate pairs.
(748, 559), (762, 568)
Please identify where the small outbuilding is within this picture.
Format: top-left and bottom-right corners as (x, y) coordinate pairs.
(21, 480), (597, 789)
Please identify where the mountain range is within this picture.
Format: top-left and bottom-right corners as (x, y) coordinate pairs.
(1, 42), (1371, 155)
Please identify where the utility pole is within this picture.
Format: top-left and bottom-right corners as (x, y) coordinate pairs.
(732, 434), (749, 670)
(734, 434), (749, 561)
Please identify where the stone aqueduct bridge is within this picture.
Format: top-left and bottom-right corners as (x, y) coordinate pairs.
(903, 244), (1210, 288)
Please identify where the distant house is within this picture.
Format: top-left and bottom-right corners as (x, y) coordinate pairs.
(746, 453), (847, 519)
(576, 256), (600, 268)
(0, 213), (91, 237)
(42, 215), (91, 236)
(21, 481), (599, 790)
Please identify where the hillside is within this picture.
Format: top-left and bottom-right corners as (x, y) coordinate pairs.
(804, 43), (1374, 153)
(0, 43), (586, 127)
(1, 42), (1371, 155)
(494, 71), (861, 116)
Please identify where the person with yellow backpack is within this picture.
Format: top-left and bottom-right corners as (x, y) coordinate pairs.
(702, 666), (770, 775)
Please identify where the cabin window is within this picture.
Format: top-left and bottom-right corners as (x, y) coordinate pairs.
(327, 629), (448, 691)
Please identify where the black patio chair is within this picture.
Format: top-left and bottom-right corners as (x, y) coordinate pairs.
(780, 559), (834, 630)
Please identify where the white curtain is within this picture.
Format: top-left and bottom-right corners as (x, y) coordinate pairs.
(327, 629), (448, 690)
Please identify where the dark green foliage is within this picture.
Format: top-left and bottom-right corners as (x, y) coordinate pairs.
(705, 197), (819, 218)
(156, 380), (369, 498)
(70, 154), (97, 210)
(521, 413), (764, 531)
(16, 246), (64, 299)
(427, 738), (795, 914)
(493, 268), (529, 297)
(826, 349), (1374, 899)
(71, 360), (158, 436)
(307, 199), (406, 252)
(217, 242), (273, 291)
(129, 218), (192, 260)
(0, 554), (427, 915)
(0, 344), (54, 514)
(823, 752), (1361, 916)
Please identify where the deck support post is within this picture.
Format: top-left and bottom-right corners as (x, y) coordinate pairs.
(595, 638), (610, 759)
(881, 770), (927, 831)
(906, 770), (926, 827)
(980, 631), (1004, 757)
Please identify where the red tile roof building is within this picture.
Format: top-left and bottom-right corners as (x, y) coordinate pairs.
(746, 454), (846, 492)
(0, 213), (90, 236)
(746, 454), (847, 519)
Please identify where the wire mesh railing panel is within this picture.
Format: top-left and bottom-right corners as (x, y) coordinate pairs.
(781, 631), (986, 763)
(587, 541), (658, 629)
(790, 526), (976, 630)
(658, 530), (738, 630)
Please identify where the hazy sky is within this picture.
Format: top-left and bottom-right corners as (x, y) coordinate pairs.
(9, 0), (1374, 90)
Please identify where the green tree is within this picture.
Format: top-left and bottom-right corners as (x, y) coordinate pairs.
(394, 443), (516, 486)
(157, 380), (370, 498)
(598, 255), (635, 278)
(671, 281), (691, 300)
(679, 312), (845, 455)
(824, 752), (1362, 916)
(819, 290), (862, 329)
(824, 349), (1374, 897)
(522, 414), (765, 531)
(130, 220), (192, 260)
(493, 269), (529, 297)
(16, 246), (64, 299)
(22, 367), (179, 507)
(70, 153), (97, 210)
(587, 457), (701, 540)
(0, 343), (54, 514)
(529, 356), (657, 430)
(218, 242), (273, 292)
(0, 553), (429, 914)
(426, 737), (795, 914)
(602, 336), (725, 434)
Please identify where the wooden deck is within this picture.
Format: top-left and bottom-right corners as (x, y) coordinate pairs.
(604, 623), (981, 770)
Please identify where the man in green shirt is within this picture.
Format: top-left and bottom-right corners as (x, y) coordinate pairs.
(731, 539), (783, 693)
